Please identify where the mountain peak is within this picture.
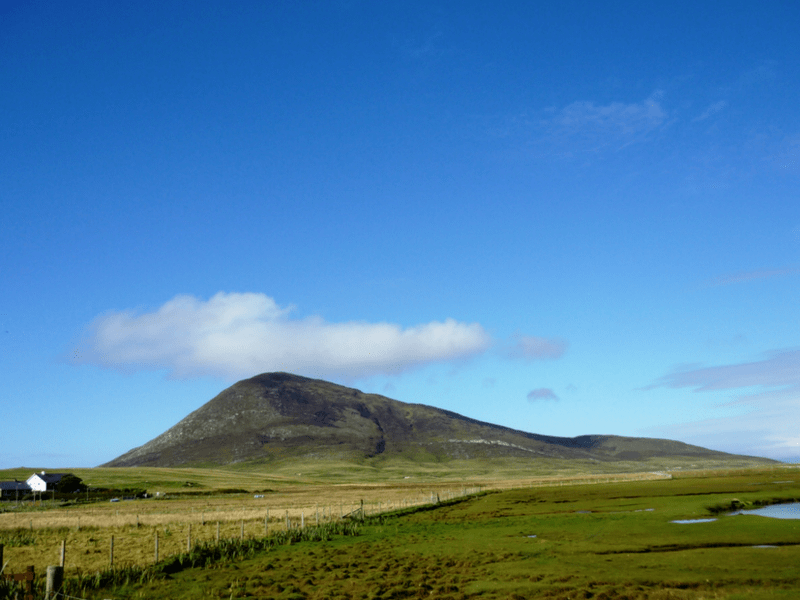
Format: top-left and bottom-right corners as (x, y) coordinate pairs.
(103, 373), (775, 469)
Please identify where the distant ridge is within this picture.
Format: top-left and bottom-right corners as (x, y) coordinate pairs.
(103, 372), (776, 468)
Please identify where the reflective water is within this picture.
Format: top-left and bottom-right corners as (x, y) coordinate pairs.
(732, 502), (800, 519)
(671, 518), (717, 524)
(672, 502), (800, 525)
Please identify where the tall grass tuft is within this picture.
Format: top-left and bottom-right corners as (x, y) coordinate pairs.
(53, 519), (360, 597)
(0, 530), (36, 547)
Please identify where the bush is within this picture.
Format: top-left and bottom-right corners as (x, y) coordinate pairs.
(56, 474), (86, 493)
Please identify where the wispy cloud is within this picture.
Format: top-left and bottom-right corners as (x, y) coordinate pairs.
(649, 349), (800, 393)
(648, 398), (800, 462)
(504, 335), (568, 361)
(646, 349), (800, 461)
(79, 292), (492, 381)
(771, 134), (800, 173)
(541, 91), (667, 152)
(692, 100), (728, 122)
(737, 61), (777, 89)
(527, 388), (559, 402)
(703, 266), (800, 287)
(402, 31), (446, 60)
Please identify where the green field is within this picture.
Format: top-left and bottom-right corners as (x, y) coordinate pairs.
(4, 465), (798, 599)
(0, 449), (775, 491)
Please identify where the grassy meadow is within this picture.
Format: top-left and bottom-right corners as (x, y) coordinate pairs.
(0, 465), (662, 576)
(2, 464), (799, 598)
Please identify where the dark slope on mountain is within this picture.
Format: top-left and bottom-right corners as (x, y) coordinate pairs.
(103, 372), (774, 468)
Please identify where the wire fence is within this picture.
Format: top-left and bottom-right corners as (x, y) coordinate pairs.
(0, 473), (674, 598)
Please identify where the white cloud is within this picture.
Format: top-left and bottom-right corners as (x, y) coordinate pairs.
(80, 292), (492, 381)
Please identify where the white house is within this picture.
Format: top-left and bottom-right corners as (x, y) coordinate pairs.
(26, 471), (66, 492)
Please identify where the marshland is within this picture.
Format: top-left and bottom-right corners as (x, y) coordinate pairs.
(2, 465), (799, 599)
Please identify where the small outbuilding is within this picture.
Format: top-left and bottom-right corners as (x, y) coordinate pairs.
(0, 480), (32, 499)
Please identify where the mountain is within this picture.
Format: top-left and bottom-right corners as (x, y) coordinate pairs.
(103, 372), (775, 468)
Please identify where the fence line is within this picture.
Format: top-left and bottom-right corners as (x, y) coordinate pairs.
(3, 486), (484, 575)
(0, 475), (666, 576)
(3, 476), (659, 531)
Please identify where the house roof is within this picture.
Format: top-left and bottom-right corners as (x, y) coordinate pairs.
(29, 472), (67, 483)
(0, 481), (32, 491)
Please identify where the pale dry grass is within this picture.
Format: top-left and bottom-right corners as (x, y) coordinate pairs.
(0, 482), (475, 575)
(0, 472), (667, 576)
(482, 470), (671, 490)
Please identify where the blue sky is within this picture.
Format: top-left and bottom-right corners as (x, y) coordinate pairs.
(2, 1), (799, 468)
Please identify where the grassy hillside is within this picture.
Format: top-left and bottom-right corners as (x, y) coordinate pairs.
(101, 372), (777, 469)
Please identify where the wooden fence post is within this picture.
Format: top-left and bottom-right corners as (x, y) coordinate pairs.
(285, 510), (289, 530)
(155, 531), (159, 563)
(187, 524), (192, 551)
(60, 539), (65, 567)
(216, 521), (220, 543)
(14, 565), (34, 600)
(46, 565), (63, 600)
(265, 511), (269, 535)
(301, 511), (304, 529)
(240, 520), (244, 540)
(110, 535), (114, 569)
